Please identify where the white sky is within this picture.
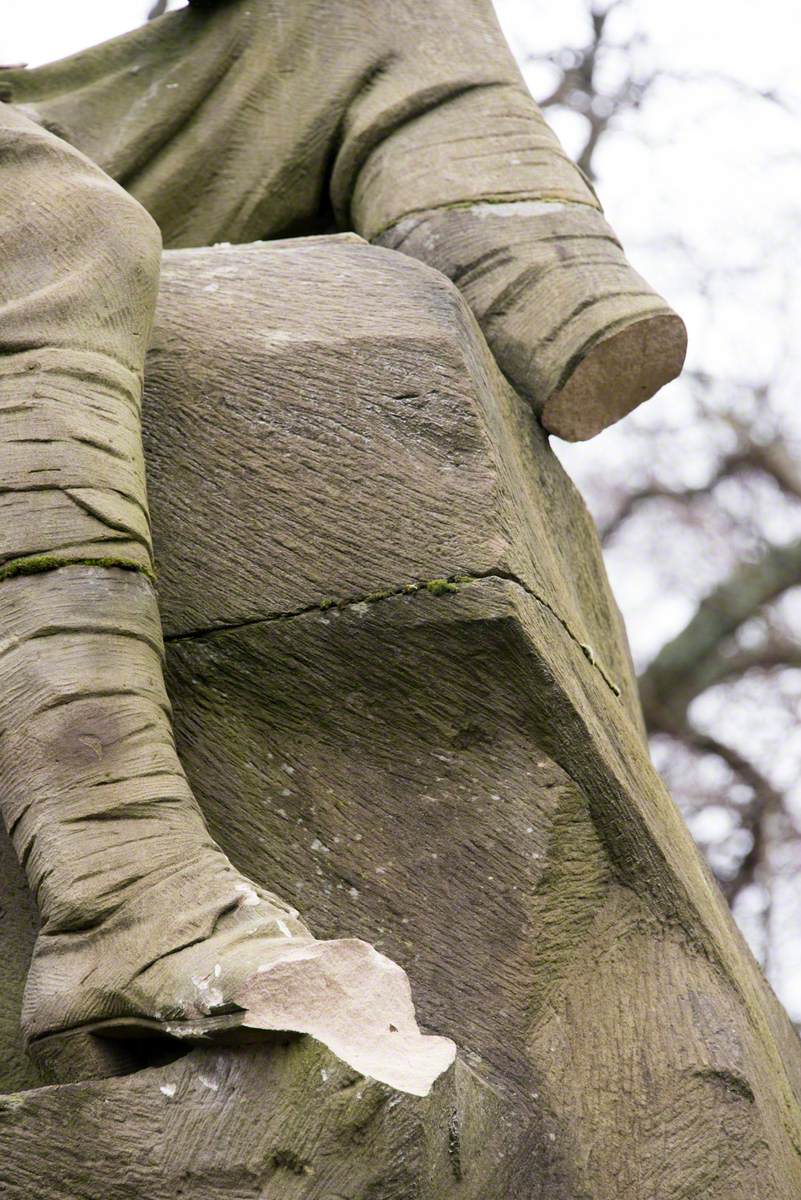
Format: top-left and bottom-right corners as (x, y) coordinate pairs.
(0, 1), (184, 64)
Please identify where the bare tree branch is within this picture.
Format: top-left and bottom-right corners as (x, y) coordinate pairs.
(599, 455), (746, 544)
(640, 537), (801, 723)
(669, 724), (781, 907)
(747, 439), (801, 503)
(531, 1), (789, 181)
(681, 638), (801, 697)
(530, 2), (649, 178)
(662, 69), (791, 112)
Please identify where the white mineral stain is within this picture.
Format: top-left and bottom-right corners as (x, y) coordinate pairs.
(191, 972), (225, 1012)
(160, 1083), (176, 1098)
(234, 882), (261, 906)
(470, 199), (568, 220)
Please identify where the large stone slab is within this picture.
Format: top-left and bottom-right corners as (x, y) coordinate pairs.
(0, 1038), (517, 1199)
(1, 237), (801, 1196)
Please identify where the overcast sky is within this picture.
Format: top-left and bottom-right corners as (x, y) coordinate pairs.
(1, 1), (180, 64)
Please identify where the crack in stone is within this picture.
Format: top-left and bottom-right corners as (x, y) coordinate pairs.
(165, 572), (622, 700)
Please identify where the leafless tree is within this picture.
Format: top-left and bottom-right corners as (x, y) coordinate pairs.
(529, 0), (801, 978)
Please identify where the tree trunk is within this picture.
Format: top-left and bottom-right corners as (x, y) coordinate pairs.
(1, 236), (800, 1196)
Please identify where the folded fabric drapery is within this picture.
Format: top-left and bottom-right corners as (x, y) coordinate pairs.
(1, 0), (597, 247)
(0, 0), (685, 439)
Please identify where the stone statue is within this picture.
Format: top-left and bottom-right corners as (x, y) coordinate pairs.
(2, 3), (801, 1197)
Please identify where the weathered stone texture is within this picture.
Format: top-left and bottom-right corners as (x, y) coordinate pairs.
(0, 239), (799, 1196)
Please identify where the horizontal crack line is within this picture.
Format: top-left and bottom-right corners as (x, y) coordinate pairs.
(164, 572), (622, 700)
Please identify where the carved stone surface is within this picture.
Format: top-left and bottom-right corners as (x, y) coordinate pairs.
(1, 238), (800, 1196)
(0, 1040), (516, 1199)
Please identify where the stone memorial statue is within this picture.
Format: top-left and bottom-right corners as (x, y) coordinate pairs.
(1, 3), (800, 1197)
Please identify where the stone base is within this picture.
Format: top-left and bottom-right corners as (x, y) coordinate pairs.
(0, 1039), (517, 1199)
(1, 238), (801, 1197)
